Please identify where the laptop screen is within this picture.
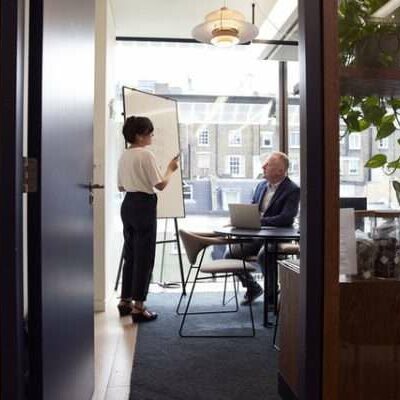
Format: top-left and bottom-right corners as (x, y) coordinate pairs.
(228, 204), (261, 230)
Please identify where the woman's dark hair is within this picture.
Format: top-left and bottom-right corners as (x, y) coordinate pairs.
(122, 116), (154, 144)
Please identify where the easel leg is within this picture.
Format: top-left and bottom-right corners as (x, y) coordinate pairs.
(174, 218), (186, 295)
(114, 246), (124, 291)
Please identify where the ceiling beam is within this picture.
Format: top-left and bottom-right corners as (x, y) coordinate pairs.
(116, 36), (298, 46)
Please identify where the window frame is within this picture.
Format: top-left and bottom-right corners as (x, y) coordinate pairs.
(228, 130), (242, 147)
(348, 133), (361, 150)
(226, 155), (245, 177)
(197, 129), (210, 146)
(260, 131), (274, 148)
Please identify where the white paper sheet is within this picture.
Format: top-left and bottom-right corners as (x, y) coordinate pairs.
(340, 208), (358, 275)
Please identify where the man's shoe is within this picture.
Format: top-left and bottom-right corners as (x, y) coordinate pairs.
(240, 286), (263, 306)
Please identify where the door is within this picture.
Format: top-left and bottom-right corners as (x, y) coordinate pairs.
(0, 0), (25, 399)
(28, 0), (95, 399)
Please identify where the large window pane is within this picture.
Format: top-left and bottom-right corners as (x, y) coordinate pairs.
(287, 61), (300, 187)
(116, 41), (280, 282)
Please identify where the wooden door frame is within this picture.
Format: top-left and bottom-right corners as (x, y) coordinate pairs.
(0, 0), (26, 399)
(298, 0), (340, 399)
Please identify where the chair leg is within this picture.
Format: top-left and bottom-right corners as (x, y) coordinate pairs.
(176, 248), (207, 315)
(273, 298), (280, 350)
(222, 273), (228, 305)
(247, 289), (256, 337)
(233, 274), (239, 311)
(222, 273), (241, 309)
(239, 243), (255, 337)
(176, 265), (196, 315)
(179, 272), (253, 338)
(179, 266), (201, 337)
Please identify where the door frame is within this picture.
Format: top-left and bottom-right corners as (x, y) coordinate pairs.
(298, 0), (340, 399)
(0, 0), (26, 399)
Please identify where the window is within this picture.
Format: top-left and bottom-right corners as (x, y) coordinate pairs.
(183, 183), (193, 200)
(226, 155), (245, 177)
(222, 190), (241, 211)
(229, 130), (242, 146)
(289, 130), (300, 148)
(260, 131), (273, 148)
(378, 138), (389, 149)
(198, 129), (209, 146)
(289, 159), (300, 175)
(197, 153), (210, 169)
(340, 157), (360, 175)
(170, 240), (186, 255)
(349, 133), (361, 150)
(348, 158), (360, 175)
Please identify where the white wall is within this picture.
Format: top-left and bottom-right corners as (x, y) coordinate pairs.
(94, 0), (124, 312)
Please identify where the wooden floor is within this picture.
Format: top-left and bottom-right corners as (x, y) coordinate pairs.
(92, 296), (138, 400)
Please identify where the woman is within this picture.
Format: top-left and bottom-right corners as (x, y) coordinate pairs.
(117, 116), (179, 323)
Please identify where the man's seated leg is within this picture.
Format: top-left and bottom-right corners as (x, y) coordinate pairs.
(224, 240), (263, 305)
(257, 247), (274, 304)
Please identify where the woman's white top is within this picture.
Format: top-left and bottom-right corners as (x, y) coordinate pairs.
(118, 147), (163, 194)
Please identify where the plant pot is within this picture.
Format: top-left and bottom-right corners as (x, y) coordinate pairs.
(355, 32), (400, 68)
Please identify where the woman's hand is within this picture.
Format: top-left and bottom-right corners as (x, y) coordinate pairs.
(167, 158), (179, 172)
(155, 157), (179, 191)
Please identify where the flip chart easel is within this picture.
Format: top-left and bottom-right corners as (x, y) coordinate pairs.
(114, 218), (186, 294)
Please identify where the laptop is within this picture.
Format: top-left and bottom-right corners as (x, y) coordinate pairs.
(228, 203), (261, 230)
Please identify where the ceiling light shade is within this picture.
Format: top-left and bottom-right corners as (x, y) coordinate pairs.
(192, 6), (259, 47)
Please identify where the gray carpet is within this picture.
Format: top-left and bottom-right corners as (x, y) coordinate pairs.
(129, 292), (280, 400)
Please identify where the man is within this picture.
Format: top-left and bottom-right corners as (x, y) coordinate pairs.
(226, 151), (300, 305)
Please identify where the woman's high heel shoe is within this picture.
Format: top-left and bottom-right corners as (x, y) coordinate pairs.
(117, 302), (133, 317)
(131, 306), (158, 323)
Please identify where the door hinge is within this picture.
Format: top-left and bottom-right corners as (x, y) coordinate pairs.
(23, 157), (38, 193)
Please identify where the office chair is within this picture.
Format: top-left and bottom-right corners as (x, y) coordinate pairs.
(177, 230), (257, 338)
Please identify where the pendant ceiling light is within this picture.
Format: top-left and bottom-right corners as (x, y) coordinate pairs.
(192, 4), (259, 48)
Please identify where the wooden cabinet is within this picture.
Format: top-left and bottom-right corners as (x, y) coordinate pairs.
(278, 261), (400, 400)
(340, 278), (400, 400)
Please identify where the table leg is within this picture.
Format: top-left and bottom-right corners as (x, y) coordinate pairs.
(271, 243), (278, 315)
(264, 240), (273, 328)
(264, 241), (279, 328)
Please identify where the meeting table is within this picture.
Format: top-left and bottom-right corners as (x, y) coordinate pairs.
(214, 226), (300, 327)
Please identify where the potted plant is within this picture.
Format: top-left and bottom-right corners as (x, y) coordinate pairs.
(339, 0), (400, 67)
(339, 0), (400, 197)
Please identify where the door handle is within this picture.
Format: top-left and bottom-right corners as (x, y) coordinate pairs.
(79, 183), (104, 205)
(90, 183), (105, 190)
(79, 183), (105, 190)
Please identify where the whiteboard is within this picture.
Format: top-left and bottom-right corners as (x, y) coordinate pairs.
(122, 87), (185, 219)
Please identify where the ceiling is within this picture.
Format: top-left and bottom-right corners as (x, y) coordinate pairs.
(110, 0), (298, 61)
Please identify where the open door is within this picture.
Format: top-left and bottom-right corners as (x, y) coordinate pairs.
(0, 0), (25, 399)
(27, 0), (95, 399)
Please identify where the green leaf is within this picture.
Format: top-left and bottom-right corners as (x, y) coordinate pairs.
(376, 120), (396, 139)
(362, 96), (380, 107)
(339, 97), (352, 115)
(387, 160), (400, 170)
(359, 119), (371, 131)
(397, 138), (400, 146)
(393, 180), (400, 193)
(382, 114), (396, 124)
(361, 103), (385, 125)
(365, 154), (387, 168)
(389, 99), (400, 110)
(345, 110), (371, 132)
